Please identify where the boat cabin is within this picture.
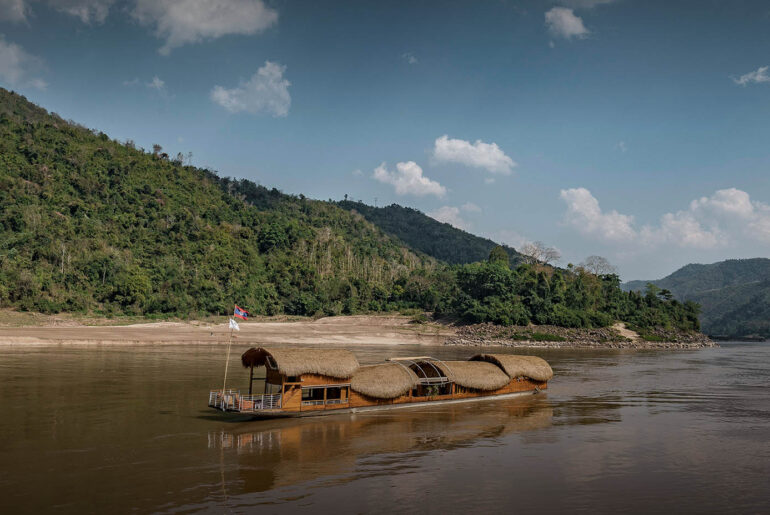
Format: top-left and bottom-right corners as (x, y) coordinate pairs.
(209, 347), (553, 417)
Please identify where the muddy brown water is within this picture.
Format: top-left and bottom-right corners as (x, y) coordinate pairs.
(0, 342), (768, 514)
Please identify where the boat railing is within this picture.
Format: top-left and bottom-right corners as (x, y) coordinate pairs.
(208, 390), (282, 412)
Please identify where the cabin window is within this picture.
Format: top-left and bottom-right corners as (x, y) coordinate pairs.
(325, 386), (349, 404)
(286, 376), (300, 383)
(301, 387), (325, 406)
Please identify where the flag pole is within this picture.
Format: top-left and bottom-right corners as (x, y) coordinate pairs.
(222, 320), (234, 394)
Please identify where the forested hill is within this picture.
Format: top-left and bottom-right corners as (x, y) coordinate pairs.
(623, 259), (770, 338)
(0, 88), (438, 316)
(0, 88), (700, 335)
(337, 200), (523, 265)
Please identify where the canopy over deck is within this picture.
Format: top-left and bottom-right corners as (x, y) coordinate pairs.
(351, 363), (419, 399)
(434, 361), (511, 391)
(469, 354), (554, 382)
(241, 347), (360, 379)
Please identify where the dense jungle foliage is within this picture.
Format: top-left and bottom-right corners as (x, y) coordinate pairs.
(336, 200), (523, 265)
(0, 88), (700, 331)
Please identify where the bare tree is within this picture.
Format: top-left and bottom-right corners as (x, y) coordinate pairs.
(580, 255), (618, 275)
(520, 241), (561, 266)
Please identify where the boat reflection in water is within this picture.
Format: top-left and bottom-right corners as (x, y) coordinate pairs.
(208, 396), (553, 494)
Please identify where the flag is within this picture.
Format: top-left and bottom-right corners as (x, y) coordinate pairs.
(233, 305), (249, 320)
(229, 318), (240, 331)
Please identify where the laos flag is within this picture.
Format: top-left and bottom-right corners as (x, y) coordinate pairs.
(233, 305), (249, 320)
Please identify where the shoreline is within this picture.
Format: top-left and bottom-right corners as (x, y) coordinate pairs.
(0, 314), (452, 347)
(443, 322), (717, 349)
(0, 311), (717, 349)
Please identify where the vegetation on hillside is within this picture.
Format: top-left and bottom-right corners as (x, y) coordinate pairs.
(623, 258), (770, 338)
(0, 88), (437, 317)
(337, 200), (523, 265)
(0, 88), (699, 332)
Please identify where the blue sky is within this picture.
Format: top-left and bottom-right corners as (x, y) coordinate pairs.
(2, 0), (770, 279)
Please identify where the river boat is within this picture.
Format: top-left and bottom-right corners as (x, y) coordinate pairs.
(208, 347), (553, 418)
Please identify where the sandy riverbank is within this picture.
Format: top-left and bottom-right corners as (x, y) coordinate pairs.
(0, 314), (453, 346)
(0, 310), (715, 348)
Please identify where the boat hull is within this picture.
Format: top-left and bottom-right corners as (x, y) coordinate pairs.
(213, 388), (545, 420)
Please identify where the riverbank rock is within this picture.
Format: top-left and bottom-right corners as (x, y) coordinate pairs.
(444, 323), (716, 349)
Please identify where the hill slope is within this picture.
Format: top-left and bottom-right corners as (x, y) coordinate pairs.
(623, 258), (770, 338)
(0, 88), (438, 316)
(337, 200), (523, 265)
(0, 88), (700, 334)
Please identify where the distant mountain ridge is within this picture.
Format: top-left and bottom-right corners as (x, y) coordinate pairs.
(336, 200), (523, 265)
(623, 258), (770, 338)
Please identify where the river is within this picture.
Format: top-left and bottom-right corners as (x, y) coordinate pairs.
(0, 342), (767, 513)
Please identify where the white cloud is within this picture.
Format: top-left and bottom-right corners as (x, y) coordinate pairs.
(545, 7), (589, 40)
(402, 52), (418, 65)
(0, 0), (27, 22)
(640, 211), (722, 250)
(484, 177), (496, 185)
(461, 202), (481, 213)
(1, 0), (114, 24)
(493, 229), (532, 250)
(49, 0), (114, 23)
(211, 61), (291, 117)
(351, 169), (364, 177)
(433, 135), (516, 175)
(733, 66), (770, 86)
(617, 141), (627, 152)
(560, 0), (615, 8)
(132, 0), (278, 55)
(560, 187), (636, 242)
(560, 187), (770, 251)
(372, 161), (446, 197)
(146, 75), (165, 91)
(0, 35), (46, 89)
(428, 206), (471, 231)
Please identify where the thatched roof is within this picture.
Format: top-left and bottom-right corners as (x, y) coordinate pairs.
(434, 361), (511, 391)
(241, 347), (359, 379)
(470, 354), (553, 382)
(351, 363), (419, 399)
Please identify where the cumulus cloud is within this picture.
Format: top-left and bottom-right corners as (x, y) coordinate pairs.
(560, 187), (770, 251)
(132, 0), (278, 55)
(211, 61), (291, 117)
(560, 0), (615, 8)
(428, 206), (471, 231)
(372, 161), (446, 197)
(545, 7), (589, 40)
(560, 187), (636, 242)
(49, 0), (114, 23)
(0, 35), (46, 89)
(401, 52), (418, 65)
(147, 75), (165, 91)
(433, 135), (516, 175)
(493, 229), (532, 250)
(733, 66), (770, 86)
(461, 202), (481, 213)
(1, 0), (114, 24)
(0, 0), (27, 22)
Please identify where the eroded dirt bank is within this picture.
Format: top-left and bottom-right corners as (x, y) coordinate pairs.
(0, 314), (452, 346)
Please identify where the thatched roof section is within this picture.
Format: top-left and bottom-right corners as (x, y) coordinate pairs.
(241, 347), (359, 379)
(351, 363), (419, 399)
(434, 361), (510, 391)
(469, 354), (553, 382)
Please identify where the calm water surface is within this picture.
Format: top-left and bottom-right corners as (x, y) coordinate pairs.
(0, 342), (768, 514)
